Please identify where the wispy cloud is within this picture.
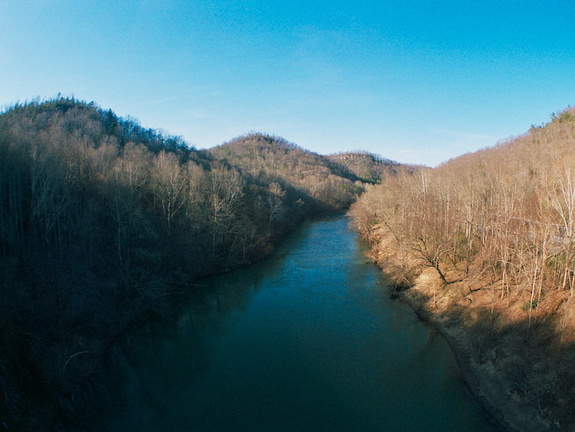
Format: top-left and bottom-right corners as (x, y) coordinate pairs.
(143, 95), (192, 105)
(188, 109), (217, 120)
(143, 87), (224, 106)
(431, 128), (493, 141)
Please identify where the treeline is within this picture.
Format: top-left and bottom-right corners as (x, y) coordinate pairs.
(0, 98), (371, 431)
(350, 107), (575, 430)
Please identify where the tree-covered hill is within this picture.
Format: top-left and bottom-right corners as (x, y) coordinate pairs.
(326, 151), (414, 184)
(0, 98), (399, 431)
(209, 133), (366, 211)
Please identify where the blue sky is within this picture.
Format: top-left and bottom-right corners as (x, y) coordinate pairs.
(1, 0), (574, 166)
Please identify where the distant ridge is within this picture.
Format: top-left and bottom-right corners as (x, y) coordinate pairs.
(327, 151), (418, 184)
(210, 132), (363, 211)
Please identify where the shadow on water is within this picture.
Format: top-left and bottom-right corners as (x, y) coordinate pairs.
(65, 248), (286, 430)
(64, 216), (501, 432)
(61, 219), (302, 430)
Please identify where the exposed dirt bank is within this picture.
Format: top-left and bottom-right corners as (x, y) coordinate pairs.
(365, 228), (575, 432)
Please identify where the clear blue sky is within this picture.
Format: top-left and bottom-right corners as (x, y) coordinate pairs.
(1, 0), (574, 166)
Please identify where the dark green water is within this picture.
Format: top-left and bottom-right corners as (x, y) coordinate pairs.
(73, 216), (499, 431)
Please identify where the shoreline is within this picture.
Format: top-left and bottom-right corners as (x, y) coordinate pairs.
(361, 228), (570, 431)
(395, 289), (515, 432)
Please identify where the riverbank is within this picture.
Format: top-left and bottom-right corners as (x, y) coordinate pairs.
(394, 280), (520, 432)
(362, 225), (575, 432)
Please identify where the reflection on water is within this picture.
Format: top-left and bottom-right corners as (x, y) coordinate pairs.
(68, 217), (499, 432)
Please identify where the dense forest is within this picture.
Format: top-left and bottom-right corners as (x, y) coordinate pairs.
(0, 98), (380, 431)
(350, 107), (575, 431)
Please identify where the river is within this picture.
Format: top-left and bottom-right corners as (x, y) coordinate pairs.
(69, 216), (499, 431)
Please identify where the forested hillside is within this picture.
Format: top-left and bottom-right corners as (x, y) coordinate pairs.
(0, 98), (377, 431)
(209, 133), (365, 211)
(350, 107), (575, 431)
(326, 151), (414, 184)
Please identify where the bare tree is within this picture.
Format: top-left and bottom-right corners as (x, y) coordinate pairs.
(151, 151), (189, 235)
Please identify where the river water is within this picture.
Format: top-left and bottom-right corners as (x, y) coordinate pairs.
(72, 216), (498, 432)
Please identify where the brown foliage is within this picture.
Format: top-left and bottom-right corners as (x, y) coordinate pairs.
(350, 106), (575, 430)
(209, 133), (367, 212)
